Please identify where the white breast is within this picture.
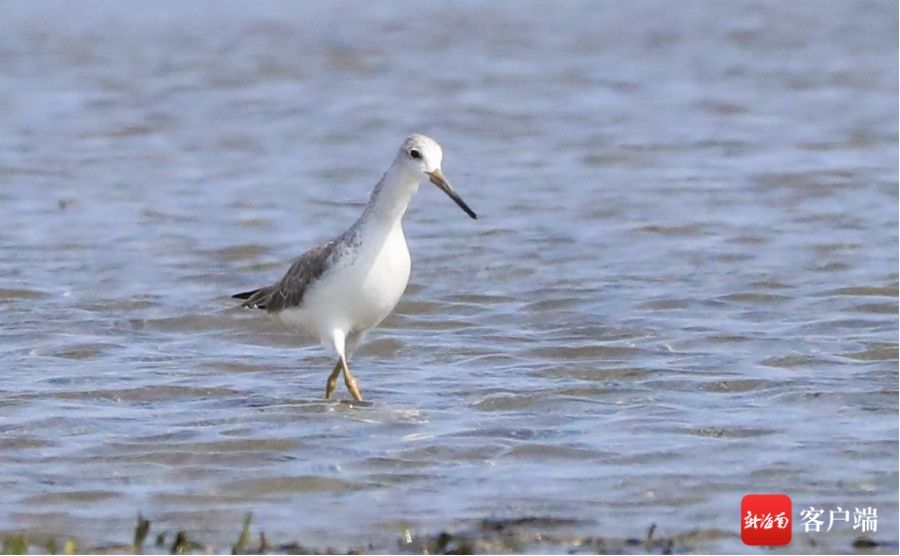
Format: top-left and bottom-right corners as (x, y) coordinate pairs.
(352, 222), (411, 328)
(279, 222), (411, 341)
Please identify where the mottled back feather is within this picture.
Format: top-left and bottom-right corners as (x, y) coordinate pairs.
(233, 240), (337, 312)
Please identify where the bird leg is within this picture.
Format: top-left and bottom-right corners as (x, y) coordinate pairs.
(340, 356), (364, 402)
(325, 359), (342, 400)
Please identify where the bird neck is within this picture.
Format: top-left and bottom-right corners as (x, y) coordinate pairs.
(360, 163), (420, 230)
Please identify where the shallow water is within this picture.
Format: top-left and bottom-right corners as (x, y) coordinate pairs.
(0, 1), (897, 553)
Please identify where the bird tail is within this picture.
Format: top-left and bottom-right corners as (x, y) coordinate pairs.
(232, 288), (263, 300)
(232, 287), (269, 309)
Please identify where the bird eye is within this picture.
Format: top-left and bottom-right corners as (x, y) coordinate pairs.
(409, 149), (421, 159)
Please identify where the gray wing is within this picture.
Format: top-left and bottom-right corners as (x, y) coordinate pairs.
(233, 240), (337, 312)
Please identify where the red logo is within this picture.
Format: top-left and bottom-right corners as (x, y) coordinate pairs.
(741, 494), (792, 546)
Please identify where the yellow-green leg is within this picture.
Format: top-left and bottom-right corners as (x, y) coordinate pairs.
(325, 359), (342, 400)
(341, 357), (363, 402)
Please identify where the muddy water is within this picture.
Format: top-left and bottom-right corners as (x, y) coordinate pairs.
(0, 1), (897, 553)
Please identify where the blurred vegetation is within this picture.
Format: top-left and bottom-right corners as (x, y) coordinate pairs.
(0, 514), (890, 554)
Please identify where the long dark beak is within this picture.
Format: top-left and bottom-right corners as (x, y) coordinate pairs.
(428, 169), (477, 220)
